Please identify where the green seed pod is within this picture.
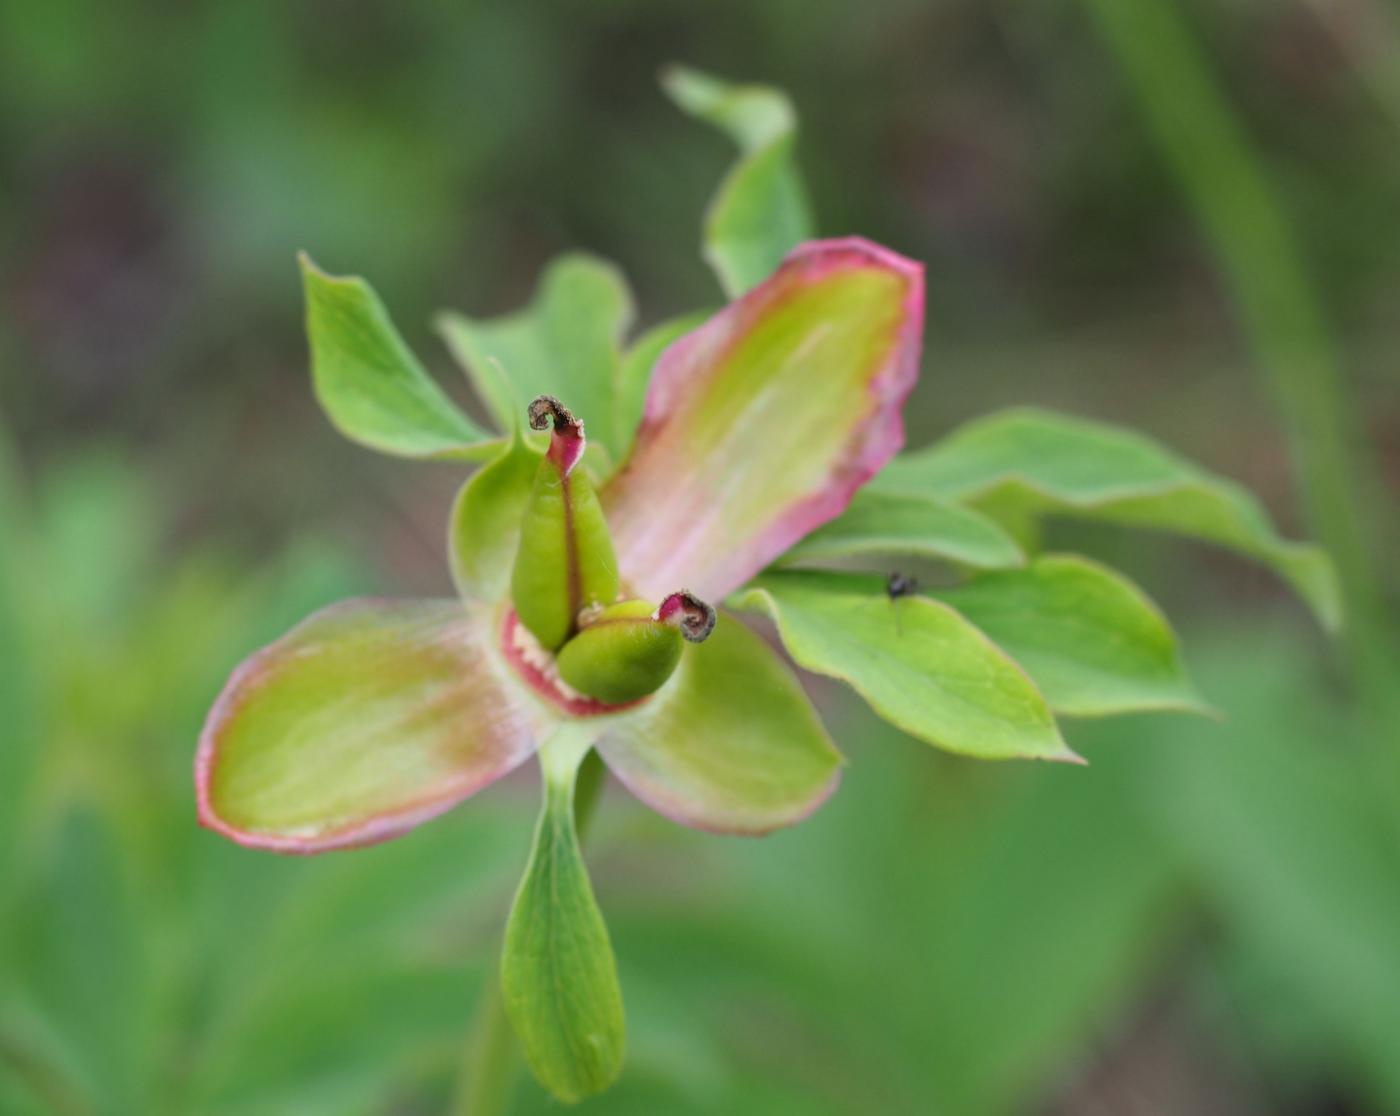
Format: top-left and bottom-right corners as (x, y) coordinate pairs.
(511, 397), (621, 651)
(556, 592), (716, 705)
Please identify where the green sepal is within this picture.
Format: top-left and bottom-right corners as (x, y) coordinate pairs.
(501, 727), (625, 1104)
(298, 253), (495, 460)
(556, 600), (684, 705)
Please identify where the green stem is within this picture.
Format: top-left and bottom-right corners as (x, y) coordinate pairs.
(1081, 0), (1400, 739)
(451, 748), (608, 1116)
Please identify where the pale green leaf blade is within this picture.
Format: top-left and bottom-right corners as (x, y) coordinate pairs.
(436, 254), (635, 462)
(731, 571), (1076, 762)
(502, 729), (624, 1103)
(299, 254), (493, 460)
(597, 614), (842, 835)
(448, 431), (541, 603)
(662, 65), (813, 297)
(197, 599), (549, 852)
(874, 407), (1340, 628)
(934, 554), (1212, 717)
(779, 489), (1025, 570)
(605, 238), (923, 601)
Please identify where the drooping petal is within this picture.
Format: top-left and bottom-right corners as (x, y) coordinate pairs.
(604, 238), (924, 601)
(596, 614), (843, 835)
(196, 599), (550, 853)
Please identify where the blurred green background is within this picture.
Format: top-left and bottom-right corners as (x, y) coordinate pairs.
(2, 1), (1398, 1113)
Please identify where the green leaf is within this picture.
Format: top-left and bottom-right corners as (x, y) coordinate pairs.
(933, 554), (1212, 718)
(596, 614), (843, 834)
(448, 430), (541, 603)
(436, 254), (635, 463)
(874, 407), (1341, 629)
(197, 598), (548, 852)
(502, 727), (625, 1103)
(731, 571), (1076, 762)
(779, 489), (1025, 571)
(662, 65), (813, 298)
(299, 254), (493, 460)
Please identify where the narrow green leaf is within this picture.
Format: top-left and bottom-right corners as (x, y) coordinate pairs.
(597, 614), (843, 834)
(875, 407), (1341, 629)
(435, 254), (635, 463)
(934, 554), (1213, 717)
(0, 423), (39, 863)
(730, 571), (1076, 763)
(501, 728), (624, 1103)
(662, 65), (813, 297)
(779, 489), (1025, 570)
(448, 430), (541, 603)
(299, 254), (493, 460)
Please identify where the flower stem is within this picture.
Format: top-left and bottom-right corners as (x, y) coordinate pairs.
(451, 749), (608, 1115)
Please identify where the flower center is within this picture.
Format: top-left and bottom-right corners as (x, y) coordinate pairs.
(500, 608), (648, 717)
(506, 397), (717, 710)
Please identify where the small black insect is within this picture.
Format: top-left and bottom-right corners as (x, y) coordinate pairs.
(886, 572), (919, 599)
(886, 572), (918, 634)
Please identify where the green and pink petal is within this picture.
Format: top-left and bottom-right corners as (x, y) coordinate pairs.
(196, 598), (551, 853)
(603, 237), (924, 601)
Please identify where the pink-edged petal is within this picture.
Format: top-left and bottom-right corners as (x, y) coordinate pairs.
(196, 598), (551, 853)
(596, 614), (843, 835)
(603, 237), (924, 600)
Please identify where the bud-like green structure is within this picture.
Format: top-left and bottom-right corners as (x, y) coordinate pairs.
(511, 397), (621, 651)
(557, 592), (717, 705)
